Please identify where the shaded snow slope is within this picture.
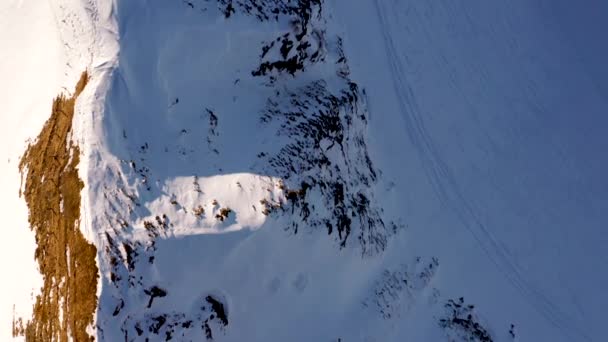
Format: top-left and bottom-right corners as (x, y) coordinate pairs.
(334, 0), (608, 340)
(87, 0), (608, 340)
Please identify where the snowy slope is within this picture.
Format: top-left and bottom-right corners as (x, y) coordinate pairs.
(3, 0), (608, 341)
(333, 0), (608, 340)
(89, 1), (409, 340)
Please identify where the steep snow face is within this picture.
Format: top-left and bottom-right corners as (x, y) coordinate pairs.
(84, 0), (608, 341)
(90, 1), (405, 341)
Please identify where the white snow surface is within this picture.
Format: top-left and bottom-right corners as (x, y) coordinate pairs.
(2, 0), (608, 341)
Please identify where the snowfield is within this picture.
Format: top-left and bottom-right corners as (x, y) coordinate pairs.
(2, 0), (608, 341)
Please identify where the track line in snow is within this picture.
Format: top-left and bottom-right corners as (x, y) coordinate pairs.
(372, 1), (591, 340)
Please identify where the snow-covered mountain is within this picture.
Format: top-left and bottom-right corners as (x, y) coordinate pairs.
(2, 0), (608, 341)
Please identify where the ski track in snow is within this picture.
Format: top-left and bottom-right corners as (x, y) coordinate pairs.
(372, 1), (591, 340)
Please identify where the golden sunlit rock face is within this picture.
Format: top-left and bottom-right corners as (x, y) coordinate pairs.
(18, 72), (98, 341)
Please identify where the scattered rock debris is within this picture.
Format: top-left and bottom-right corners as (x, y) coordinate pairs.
(17, 72), (98, 341)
